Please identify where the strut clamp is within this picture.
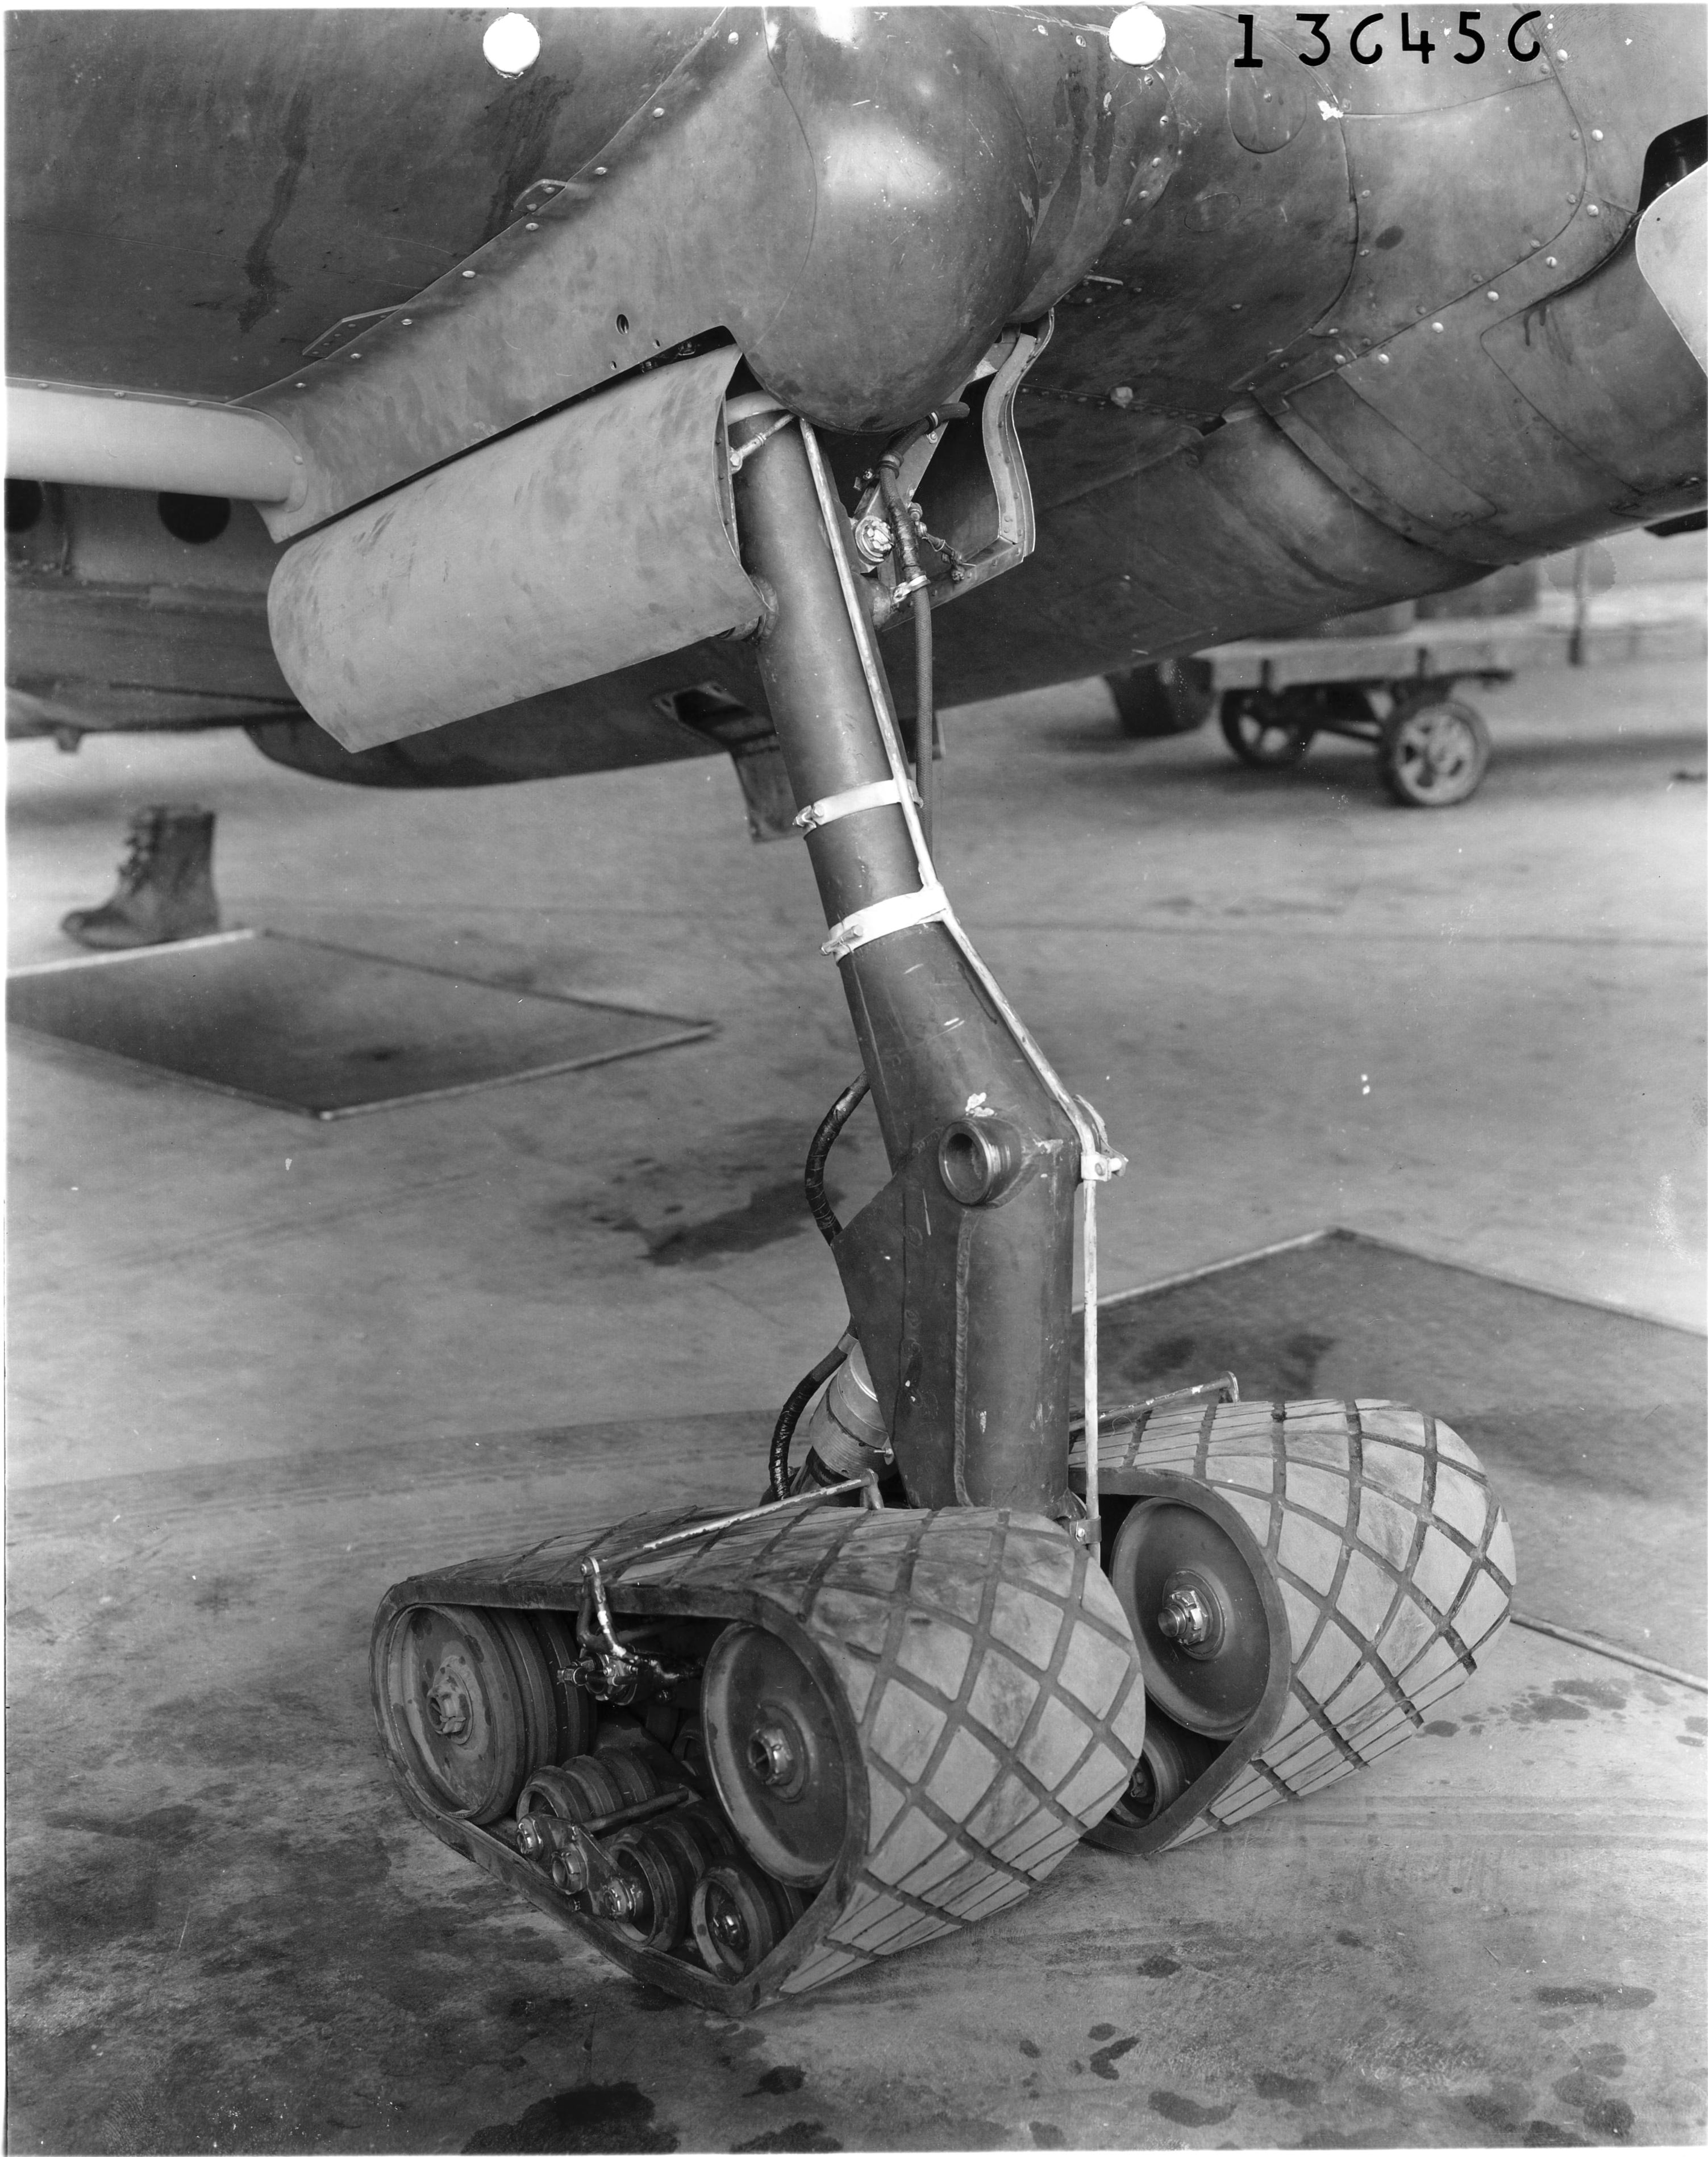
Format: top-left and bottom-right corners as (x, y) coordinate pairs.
(794, 776), (919, 834)
(821, 881), (950, 961)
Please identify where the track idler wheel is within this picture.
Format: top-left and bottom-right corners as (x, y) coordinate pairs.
(1109, 1498), (1272, 1739)
(702, 1625), (848, 1885)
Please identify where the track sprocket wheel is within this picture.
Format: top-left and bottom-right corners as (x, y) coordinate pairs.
(374, 1603), (535, 1825)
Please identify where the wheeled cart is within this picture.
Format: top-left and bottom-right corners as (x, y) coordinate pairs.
(1109, 580), (1708, 806)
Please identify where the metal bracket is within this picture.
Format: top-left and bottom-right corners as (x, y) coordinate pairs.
(862, 316), (1054, 631)
(573, 1556), (698, 1705)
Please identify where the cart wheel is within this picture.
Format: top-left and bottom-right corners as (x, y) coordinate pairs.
(1379, 693), (1491, 807)
(1109, 661), (1213, 739)
(1219, 690), (1313, 768)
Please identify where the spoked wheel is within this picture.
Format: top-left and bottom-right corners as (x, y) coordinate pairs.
(1219, 689), (1314, 768)
(1379, 692), (1491, 806)
(1107, 1500), (1276, 1740)
(376, 1604), (545, 1823)
(702, 1625), (849, 1885)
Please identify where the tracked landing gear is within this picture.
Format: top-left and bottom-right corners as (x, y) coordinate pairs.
(374, 1501), (1145, 2008)
(370, 1387), (1515, 2005)
(372, 397), (1515, 2007)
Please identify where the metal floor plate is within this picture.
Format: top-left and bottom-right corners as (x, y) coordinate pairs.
(1086, 1227), (1707, 1679)
(6, 928), (713, 1118)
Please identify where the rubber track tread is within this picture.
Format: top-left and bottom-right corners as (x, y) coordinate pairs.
(1085, 1397), (1515, 1848)
(380, 1505), (1145, 2005)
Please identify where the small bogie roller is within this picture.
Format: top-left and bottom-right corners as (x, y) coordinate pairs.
(609, 1809), (736, 1951)
(1101, 1709), (1221, 1833)
(516, 1750), (661, 1827)
(691, 1861), (811, 1980)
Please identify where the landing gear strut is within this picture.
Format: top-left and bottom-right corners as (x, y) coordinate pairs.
(372, 395), (1517, 2009)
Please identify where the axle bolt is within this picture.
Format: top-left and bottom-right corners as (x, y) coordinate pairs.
(1157, 1585), (1215, 1649)
(592, 1879), (644, 1923)
(747, 1722), (799, 1788)
(853, 515), (894, 564)
(710, 1904), (748, 1951)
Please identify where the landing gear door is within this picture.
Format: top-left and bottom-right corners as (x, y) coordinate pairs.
(1636, 161), (1707, 373)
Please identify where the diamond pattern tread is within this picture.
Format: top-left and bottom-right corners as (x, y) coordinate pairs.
(373, 1504), (1146, 2009)
(1079, 1396), (1515, 1854)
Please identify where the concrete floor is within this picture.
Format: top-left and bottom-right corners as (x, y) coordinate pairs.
(7, 632), (1706, 2151)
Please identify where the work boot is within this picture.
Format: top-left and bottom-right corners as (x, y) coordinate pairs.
(61, 805), (220, 950)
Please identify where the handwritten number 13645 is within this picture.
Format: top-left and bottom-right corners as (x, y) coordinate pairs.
(1234, 13), (1544, 66)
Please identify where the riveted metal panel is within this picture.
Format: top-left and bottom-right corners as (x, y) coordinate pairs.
(1328, 83), (1584, 352)
(1485, 226), (1706, 494)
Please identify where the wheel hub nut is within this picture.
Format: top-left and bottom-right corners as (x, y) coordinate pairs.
(1157, 1585), (1215, 1650)
(710, 1904), (748, 1950)
(424, 1677), (471, 1736)
(592, 1879), (644, 1923)
(747, 1721), (799, 1788)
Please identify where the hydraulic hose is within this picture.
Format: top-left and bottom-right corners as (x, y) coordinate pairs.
(912, 584), (935, 853)
(803, 1071), (869, 1243)
(877, 402), (964, 856)
(768, 1337), (853, 1502)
